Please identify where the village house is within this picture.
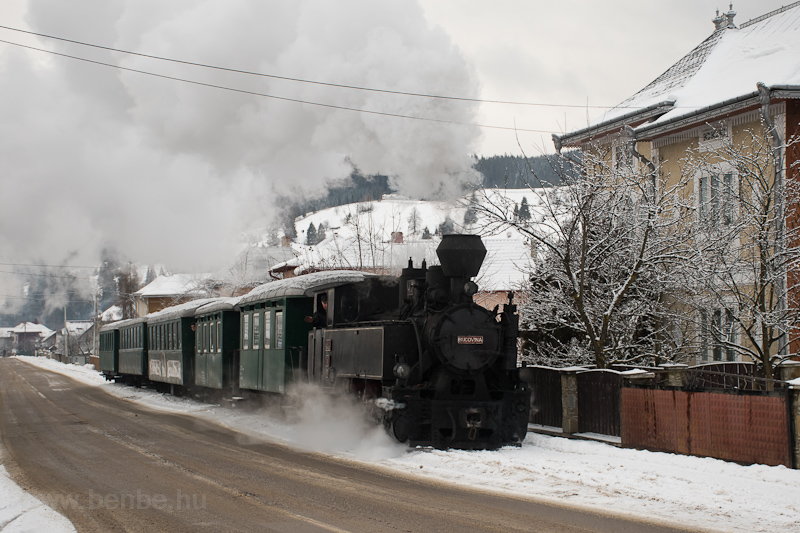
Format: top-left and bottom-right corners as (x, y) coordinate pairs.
(132, 273), (213, 317)
(553, 4), (800, 365)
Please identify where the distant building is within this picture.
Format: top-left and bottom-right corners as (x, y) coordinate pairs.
(10, 322), (54, 355)
(133, 274), (213, 316)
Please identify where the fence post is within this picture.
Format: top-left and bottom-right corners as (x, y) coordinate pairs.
(560, 367), (583, 434)
(659, 363), (687, 387)
(789, 385), (800, 469)
(778, 361), (800, 382)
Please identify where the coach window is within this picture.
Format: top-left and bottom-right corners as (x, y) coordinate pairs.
(195, 322), (201, 353)
(275, 310), (283, 349)
(216, 320), (222, 353)
(253, 312), (260, 350)
(243, 313), (250, 350)
(210, 319), (216, 353)
(263, 311), (271, 349)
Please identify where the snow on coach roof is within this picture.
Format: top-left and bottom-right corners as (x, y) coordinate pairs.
(194, 297), (241, 316)
(239, 270), (374, 305)
(145, 298), (221, 322)
(100, 317), (146, 332)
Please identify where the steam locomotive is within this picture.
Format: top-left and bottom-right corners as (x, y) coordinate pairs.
(100, 235), (530, 450)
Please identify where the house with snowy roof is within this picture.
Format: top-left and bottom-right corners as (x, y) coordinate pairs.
(0, 327), (14, 356)
(553, 3), (800, 365)
(133, 273), (214, 317)
(10, 322), (54, 355)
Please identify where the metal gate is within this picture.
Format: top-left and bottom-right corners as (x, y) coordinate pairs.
(577, 370), (621, 436)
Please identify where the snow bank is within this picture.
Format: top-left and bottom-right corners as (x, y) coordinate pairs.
(0, 466), (76, 533)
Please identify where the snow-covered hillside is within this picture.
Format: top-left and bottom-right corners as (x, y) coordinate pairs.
(274, 188), (562, 292)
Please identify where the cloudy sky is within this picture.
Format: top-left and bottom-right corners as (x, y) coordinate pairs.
(0, 0), (790, 311)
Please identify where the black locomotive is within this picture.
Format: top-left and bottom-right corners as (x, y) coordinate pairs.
(305, 234), (531, 449)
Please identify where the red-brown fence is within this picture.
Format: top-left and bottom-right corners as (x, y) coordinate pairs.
(621, 388), (791, 467)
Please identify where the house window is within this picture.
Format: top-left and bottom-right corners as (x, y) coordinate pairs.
(700, 308), (736, 362)
(613, 141), (635, 170)
(698, 172), (734, 225)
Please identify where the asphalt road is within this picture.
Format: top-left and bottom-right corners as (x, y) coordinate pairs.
(0, 359), (699, 533)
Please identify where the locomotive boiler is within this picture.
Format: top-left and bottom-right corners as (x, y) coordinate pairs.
(306, 234), (530, 449)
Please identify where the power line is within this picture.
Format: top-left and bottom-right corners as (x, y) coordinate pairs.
(0, 262), (97, 269)
(0, 24), (625, 110)
(0, 295), (95, 303)
(0, 270), (93, 280)
(0, 37), (560, 134)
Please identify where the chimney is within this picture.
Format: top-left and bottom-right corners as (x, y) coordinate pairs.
(713, 9), (726, 31)
(725, 4), (737, 28)
(281, 236), (291, 247)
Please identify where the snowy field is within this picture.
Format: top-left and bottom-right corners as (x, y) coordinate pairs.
(4, 356), (800, 533)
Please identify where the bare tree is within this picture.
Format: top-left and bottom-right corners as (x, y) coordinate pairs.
(475, 145), (695, 368)
(679, 120), (800, 382)
(116, 263), (140, 319)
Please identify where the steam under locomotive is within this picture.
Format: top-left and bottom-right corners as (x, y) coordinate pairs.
(100, 234), (531, 450)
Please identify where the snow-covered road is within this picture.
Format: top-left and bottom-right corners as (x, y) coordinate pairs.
(3, 356), (799, 533)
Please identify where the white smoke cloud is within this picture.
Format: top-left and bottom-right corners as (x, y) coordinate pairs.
(0, 0), (481, 308)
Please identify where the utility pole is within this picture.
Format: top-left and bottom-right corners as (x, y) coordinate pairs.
(93, 288), (98, 360)
(64, 306), (69, 362)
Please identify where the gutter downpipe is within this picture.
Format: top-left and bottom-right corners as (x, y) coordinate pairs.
(623, 125), (658, 190)
(757, 82), (788, 358)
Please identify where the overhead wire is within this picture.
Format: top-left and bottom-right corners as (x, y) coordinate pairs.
(0, 37), (561, 134)
(0, 24), (627, 110)
(0, 262), (98, 269)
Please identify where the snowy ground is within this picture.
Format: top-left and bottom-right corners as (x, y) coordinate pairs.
(4, 356), (800, 533)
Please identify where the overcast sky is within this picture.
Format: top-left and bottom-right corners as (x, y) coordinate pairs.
(0, 0), (791, 312)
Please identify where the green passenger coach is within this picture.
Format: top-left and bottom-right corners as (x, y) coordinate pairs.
(145, 298), (218, 390)
(98, 325), (119, 378)
(118, 318), (148, 380)
(235, 272), (367, 395)
(194, 298), (241, 393)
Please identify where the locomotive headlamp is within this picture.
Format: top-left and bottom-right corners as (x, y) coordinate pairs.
(393, 363), (411, 379)
(463, 281), (479, 297)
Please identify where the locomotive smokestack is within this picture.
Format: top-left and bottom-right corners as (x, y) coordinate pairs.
(436, 234), (486, 279)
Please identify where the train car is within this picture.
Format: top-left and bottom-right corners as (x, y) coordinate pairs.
(117, 317), (148, 385)
(145, 299), (218, 393)
(98, 324), (119, 380)
(236, 274), (355, 394)
(193, 297), (241, 394)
